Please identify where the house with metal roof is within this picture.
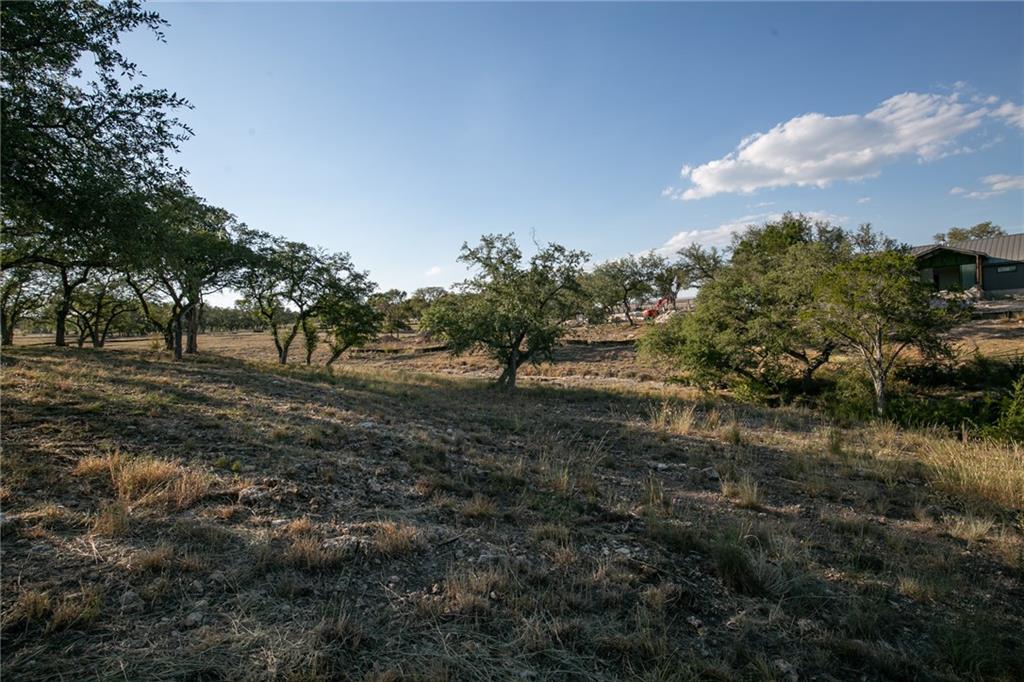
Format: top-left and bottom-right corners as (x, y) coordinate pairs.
(911, 233), (1024, 295)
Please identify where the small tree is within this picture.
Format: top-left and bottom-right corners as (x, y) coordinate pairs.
(933, 221), (1004, 244)
(68, 271), (138, 347)
(676, 243), (725, 288)
(370, 289), (411, 339)
(301, 317), (320, 365)
(641, 214), (847, 398)
(127, 187), (245, 359)
(237, 232), (369, 364)
(422, 234), (588, 389)
(1, 268), (48, 345)
(811, 250), (964, 416)
(589, 253), (662, 325)
(319, 277), (381, 366)
(405, 287), (447, 324)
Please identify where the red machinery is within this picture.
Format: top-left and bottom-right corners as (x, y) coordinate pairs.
(642, 297), (672, 320)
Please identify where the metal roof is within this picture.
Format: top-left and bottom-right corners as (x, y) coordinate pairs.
(911, 232), (1024, 262)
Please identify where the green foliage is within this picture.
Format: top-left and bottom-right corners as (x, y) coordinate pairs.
(982, 375), (1024, 443)
(820, 368), (876, 424)
(933, 221), (1004, 244)
(237, 230), (372, 365)
(586, 252), (664, 325)
(319, 281), (381, 366)
(422, 234), (588, 389)
(1, 0), (190, 272)
(369, 289), (411, 336)
(642, 213), (846, 400)
(812, 248), (965, 415)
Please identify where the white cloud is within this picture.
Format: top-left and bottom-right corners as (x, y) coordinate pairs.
(657, 211), (847, 254)
(991, 101), (1024, 130)
(857, 197), (871, 204)
(671, 90), (1014, 201)
(424, 265), (442, 277)
(983, 174), (1024, 192)
(953, 174), (1024, 200)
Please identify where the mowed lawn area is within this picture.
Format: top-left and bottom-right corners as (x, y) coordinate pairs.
(2, 324), (1023, 680)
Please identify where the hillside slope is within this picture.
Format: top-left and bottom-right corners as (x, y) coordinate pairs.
(2, 344), (1022, 680)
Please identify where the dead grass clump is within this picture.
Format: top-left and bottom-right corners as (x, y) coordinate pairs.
(947, 514), (994, 545)
(279, 537), (346, 570)
(284, 516), (315, 536)
(711, 536), (763, 596)
(48, 585), (103, 632)
(2, 585), (103, 634)
(2, 589), (51, 632)
(648, 401), (697, 435)
(92, 500), (130, 536)
(371, 521), (420, 557)
(646, 519), (706, 554)
(460, 494), (497, 520)
(531, 523), (570, 544)
(75, 450), (212, 509)
(443, 566), (507, 616)
(134, 543), (175, 572)
(722, 473), (762, 510)
(919, 438), (1024, 510)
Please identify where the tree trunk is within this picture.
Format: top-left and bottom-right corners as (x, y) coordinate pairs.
(872, 374), (886, 417)
(326, 346), (347, 366)
(1, 310), (15, 346)
(623, 294), (635, 326)
(497, 347), (521, 390)
(186, 304), (199, 354)
(173, 314), (184, 361)
(55, 296), (71, 347)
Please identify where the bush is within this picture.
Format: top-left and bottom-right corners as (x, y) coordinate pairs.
(820, 368), (876, 424)
(982, 375), (1024, 443)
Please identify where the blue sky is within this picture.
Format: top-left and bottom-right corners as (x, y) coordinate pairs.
(120, 2), (1024, 296)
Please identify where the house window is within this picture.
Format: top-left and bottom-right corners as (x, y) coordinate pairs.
(996, 265), (1017, 273)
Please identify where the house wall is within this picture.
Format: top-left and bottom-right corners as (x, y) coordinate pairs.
(983, 262), (1024, 292)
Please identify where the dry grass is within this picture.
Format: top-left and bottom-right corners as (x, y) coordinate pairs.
(133, 543), (175, 572)
(460, 494), (497, 520)
(648, 401), (697, 435)
(919, 439), (1024, 510)
(3, 328), (1023, 681)
(278, 537), (346, 570)
(371, 521), (420, 557)
(948, 514), (995, 545)
(722, 473), (762, 510)
(74, 450), (212, 509)
(91, 500), (130, 536)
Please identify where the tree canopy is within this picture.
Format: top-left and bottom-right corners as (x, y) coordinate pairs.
(422, 234), (588, 389)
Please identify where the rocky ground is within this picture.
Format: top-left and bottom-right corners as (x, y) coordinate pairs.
(1, 330), (1023, 680)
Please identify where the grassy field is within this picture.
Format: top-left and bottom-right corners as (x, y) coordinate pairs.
(2, 323), (1023, 680)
